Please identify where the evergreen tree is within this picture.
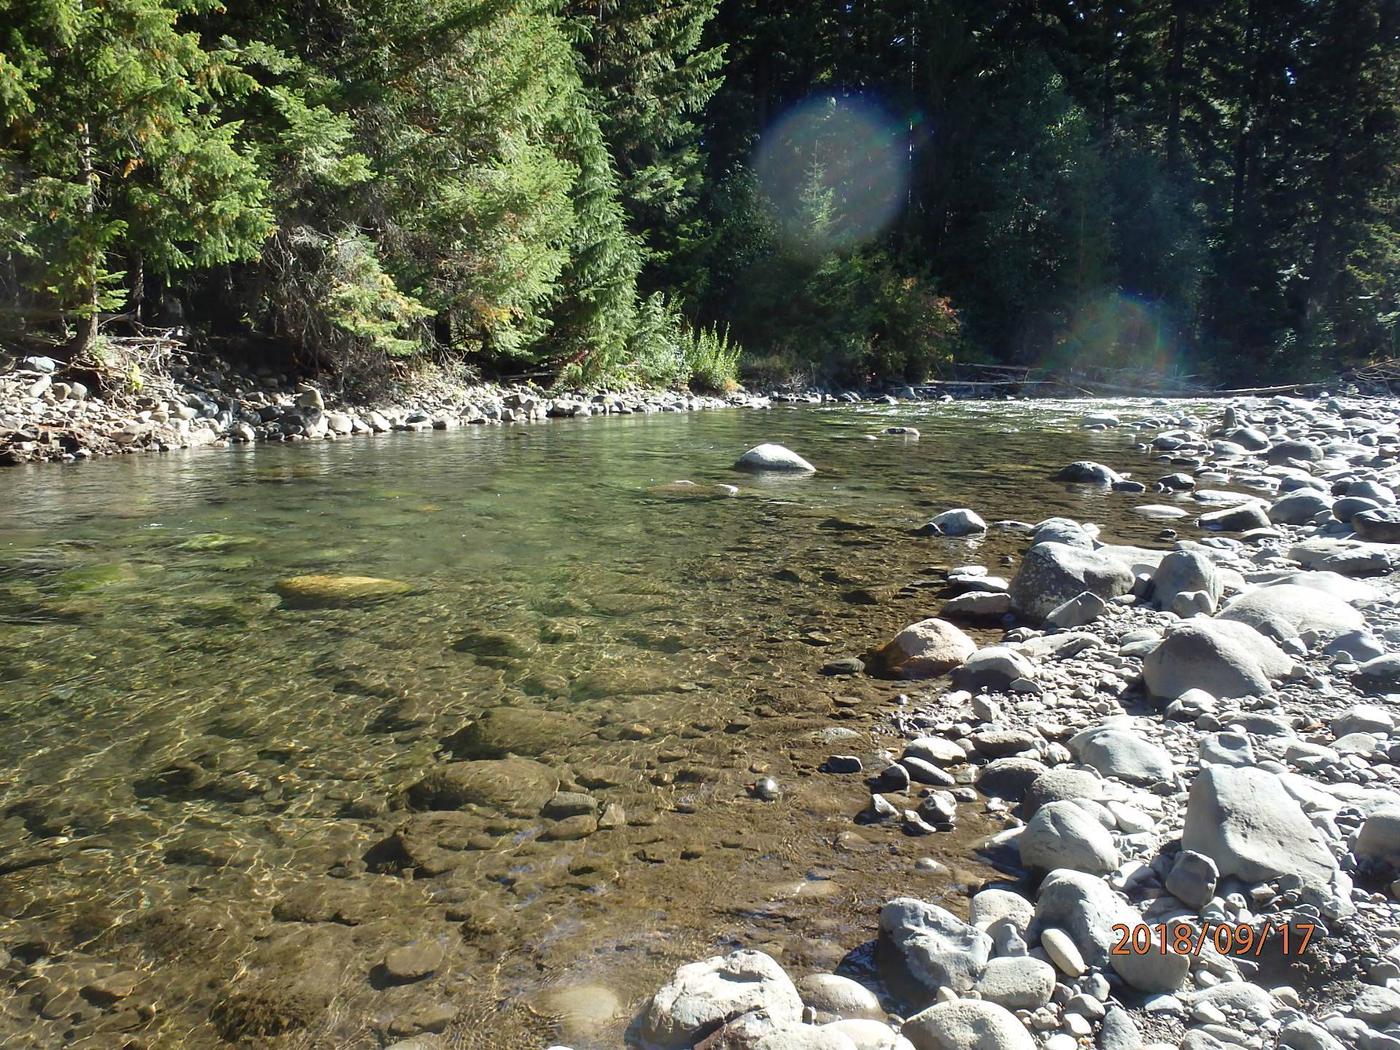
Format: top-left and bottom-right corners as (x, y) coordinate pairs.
(0, 0), (272, 350)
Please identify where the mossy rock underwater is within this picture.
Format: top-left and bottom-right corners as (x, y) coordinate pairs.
(274, 574), (413, 608)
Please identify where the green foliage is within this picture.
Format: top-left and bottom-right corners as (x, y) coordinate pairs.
(3, 0), (1398, 387)
(0, 0), (272, 346)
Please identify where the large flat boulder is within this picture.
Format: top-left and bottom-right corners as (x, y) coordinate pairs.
(1182, 765), (1338, 894)
(1142, 619), (1293, 700)
(1217, 584), (1363, 642)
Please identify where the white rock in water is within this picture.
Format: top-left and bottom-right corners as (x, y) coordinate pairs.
(734, 443), (816, 473)
(926, 508), (988, 536)
(639, 949), (803, 1048)
(901, 999), (1036, 1050)
(1183, 765), (1338, 894)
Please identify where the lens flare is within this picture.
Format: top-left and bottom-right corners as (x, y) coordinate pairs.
(1043, 292), (1185, 377)
(753, 95), (907, 255)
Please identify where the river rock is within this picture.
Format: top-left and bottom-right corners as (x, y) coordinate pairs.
(878, 898), (991, 998)
(1199, 502), (1270, 532)
(941, 592), (1011, 621)
(1150, 550), (1222, 613)
(1332, 703), (1396, 735)
(951, 646), (1037, 692)
(1019, 800), (1119, 874)
(878, 619), (977, 678)
(274, 573), (412, 607)
(1182, 765), (1338, 893)
(406, 758), (558, 816)
(1110, 935), (1190, 993)
(1068, 724), (1174, 786)
(903, 737), (966, 766)
(901, 1000), (1035, 1050)
(1267, 438), (1324, 464)
(1289, 538), (1394, 575)
(1044, 591), (1107, 629)
(1053, 462), (1121, 486)
(1353, 508), (1400, 543)
(1268, 490), (1333, 525)
(639, 950), (804, 1049)
(1165, 850), (1219, 910)
(443, 707), (584, 759)
(1024, 768), (1103, 816)
(1356, 806), (1400, 867)
(795, 975), (883, 1022)
(734, 444), (816, 473)
(973, 957), (1056, 1010)
(1353, 654), (1400, 690)
(976, 757), (1049, 801)
(1217, 584), (1363, 642)
(1008, 543), (1134, 621)
(1031, 869), (1135, 967)
(1142, 619), (1293, 700)
(968, 889), (1034, 932)
(925, 509), (987, 536)
(821, 1020), (915, 1050)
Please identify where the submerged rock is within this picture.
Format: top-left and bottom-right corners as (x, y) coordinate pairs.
(405, 758), (558, 816)
(274, 573), (412, 608)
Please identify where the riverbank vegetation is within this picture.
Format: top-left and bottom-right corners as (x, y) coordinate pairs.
(2, 0), (1398, 389)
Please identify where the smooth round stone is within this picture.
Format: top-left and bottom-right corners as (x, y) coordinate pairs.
(796, 974), (884, 1021)
(1040, 928), (1086, 978)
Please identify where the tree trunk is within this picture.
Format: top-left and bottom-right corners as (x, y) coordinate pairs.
(74, 119), (99, 355)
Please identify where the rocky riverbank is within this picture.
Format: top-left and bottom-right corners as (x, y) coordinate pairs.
(0, 351), (793, 467)
(566, 396), (1400, 1050)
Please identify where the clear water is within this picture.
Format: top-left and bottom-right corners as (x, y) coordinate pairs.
(0, 400), (1191, 1048)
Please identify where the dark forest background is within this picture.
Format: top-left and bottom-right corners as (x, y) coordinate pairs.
(3, 0), (1398, 389)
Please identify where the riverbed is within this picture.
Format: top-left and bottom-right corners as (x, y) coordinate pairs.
(0, 399), (1210, 1048)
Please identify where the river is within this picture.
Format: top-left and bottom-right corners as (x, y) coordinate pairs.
(0, 399), (1204, 1048)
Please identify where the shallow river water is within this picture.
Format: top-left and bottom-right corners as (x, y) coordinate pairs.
(0, 400), (1206, 1049)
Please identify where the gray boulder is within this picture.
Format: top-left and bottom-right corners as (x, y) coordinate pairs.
(1165, 850), (1218, 910)
(640, 949), (804, 1048)
(1142, 618), (1293, 699)
(1009, 543), (1134, 621)
(1356, 806), (1400, 867)
(1268, 490), (1333, 525)
(1218, 584), (1363, 642)
(878, 899), (991, 998)
(1068, 724), (1175, 786)
(1150, 550), (1223, 613)
(1199, 502), (1270, 532)
(1019, 800), (1119, 875)
(951, 646), (1037, 692)
(900, 1000), (1035, 1050)
(1030, 869), (1135, 967)
(1182, 765), (1338, 894)
(1353, 508), (1400, 544)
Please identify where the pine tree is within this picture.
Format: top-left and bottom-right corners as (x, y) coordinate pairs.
(0, 0), (272, 350)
